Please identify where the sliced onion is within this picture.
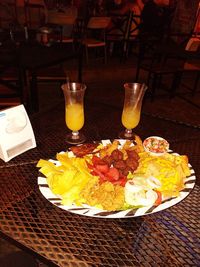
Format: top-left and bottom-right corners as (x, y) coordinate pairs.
(147, 176), (161, 189)
(125, 184), (157, 206)
(145, 189), (158, 204)
(134, 190), (157, 206)
(125, 180), (142, 193)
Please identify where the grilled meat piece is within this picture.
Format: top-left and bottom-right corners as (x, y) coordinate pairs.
(70, 143), (99, 157)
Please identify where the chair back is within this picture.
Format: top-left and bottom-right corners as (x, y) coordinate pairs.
(185, 37), (200, 51)
(0, 0), (18, 28)
(106, 13), (130, 41)
(87, 17), (111, 30)
(24, 0), (47, 29)
(193, 5), (200, 37)
(47, 11), (77, 26)
(47, 11), (77, 42)
(127, 12), (141, 41)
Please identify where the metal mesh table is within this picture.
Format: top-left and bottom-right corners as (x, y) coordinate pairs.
(0, 100), (200, 266)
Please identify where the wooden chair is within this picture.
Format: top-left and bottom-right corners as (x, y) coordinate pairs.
(0, 0), (18, 29)
(125, 12), (141, 58)
(0, 44), (23, 108)
(173, 39), (200, 96)
(185, 37), (200, 51)
(82, 16), (111, 63)
(106, 12), (130, 60)
(135, 36), (187, 100)
(24, 0), (47, 30)
(32, 11), (79, 98)
(179, 59), (200, 96)
(46, 10), (77, 44)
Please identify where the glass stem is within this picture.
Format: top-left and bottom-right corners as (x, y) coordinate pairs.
(72, 131), (79, 140)
(124, 129), (133, 138)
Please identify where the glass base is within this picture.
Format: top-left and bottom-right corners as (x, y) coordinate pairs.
(118, 129), (136, 140)
(65, 131), (86, 145)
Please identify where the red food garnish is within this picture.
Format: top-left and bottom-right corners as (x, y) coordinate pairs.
(154, 190), (162, 206)
(112, 177), (127, 187)
(88, 156), (122, 184)
(92, 155), (104, 165)
(106, 167), (120, 181)
(70, 143), (99, 157)
(95, 163), (109, 174)
(87, 148), (139, 187)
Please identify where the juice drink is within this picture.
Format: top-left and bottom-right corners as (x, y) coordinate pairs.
(65, 103), (84, 131)
(122, 106), (140, 129)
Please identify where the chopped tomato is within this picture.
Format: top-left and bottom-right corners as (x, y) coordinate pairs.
(89, 155), (127, 186)
(112, 177), (127, 187)
(92, 155), (105, 165)
(95, 163), (109, 173)
(154, 190), (162, 206)
(106, 167), (120, 181)
(91, 167), (107, 181)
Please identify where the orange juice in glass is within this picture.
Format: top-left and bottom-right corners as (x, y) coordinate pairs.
(65, 103), (84, 131)
(119, 83), (147, 139)
(122, 106), (140, 130)
(62, 83), (86, 144)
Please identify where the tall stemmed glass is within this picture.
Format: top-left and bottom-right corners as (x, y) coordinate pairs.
(118, 83), (147, 140)
(62, 82), (86, 144)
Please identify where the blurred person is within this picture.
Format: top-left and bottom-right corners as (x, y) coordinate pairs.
(169, 0), (199, 44)
(121, 0), (145, 38)
(25, 0), (48, 26)
(112, 0), (144, 15)
(194, 2), (200, 35)
(108, 0), (144, 38)
(107, 0), (127, 14)
(73, 0), (89, 19)
(95, 0), (107, 16)
(88, 0), (107, 16)
(139, 0), (171, 39)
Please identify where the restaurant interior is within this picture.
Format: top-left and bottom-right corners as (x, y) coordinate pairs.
(0, 0), (200, 121)
(0, 0), (200, 266)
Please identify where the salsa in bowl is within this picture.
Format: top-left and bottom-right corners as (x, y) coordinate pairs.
(143, 136), (169, 156)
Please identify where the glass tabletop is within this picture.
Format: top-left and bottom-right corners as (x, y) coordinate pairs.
(0, 97), (200, 266)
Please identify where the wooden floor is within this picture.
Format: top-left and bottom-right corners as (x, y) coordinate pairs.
(0, 52), (200, 267)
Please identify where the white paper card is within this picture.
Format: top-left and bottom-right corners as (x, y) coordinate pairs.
(0, 104), (36, 162)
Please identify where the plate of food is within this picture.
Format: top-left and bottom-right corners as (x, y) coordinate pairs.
(37, 137), (196, 218)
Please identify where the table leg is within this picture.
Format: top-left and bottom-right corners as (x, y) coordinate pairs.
(192, 71), (200, 96)
(78, 46), (83, 82)
(169, 71), (182, 98)
(30, 70), (39, 112)
(20, 69), (31, 113)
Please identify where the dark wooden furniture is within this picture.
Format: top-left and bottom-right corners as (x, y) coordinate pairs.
(24, 1), (47, 30)
(135, 37), (200, 100)
(82, 16), (111, 63)
(0, 95), (200, 267)
(0, 26), (83, 111)
(106, 12), (130, 60)
(176, 56), (200, 96)
(0, 40), (23, 107)
(17, 41), (83, 113)
(0, 0), (18, 29)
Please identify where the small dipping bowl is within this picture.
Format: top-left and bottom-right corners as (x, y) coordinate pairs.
(143, 136), (169, 156)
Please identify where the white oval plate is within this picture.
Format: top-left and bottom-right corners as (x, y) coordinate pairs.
(38, 139), (196, 218)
